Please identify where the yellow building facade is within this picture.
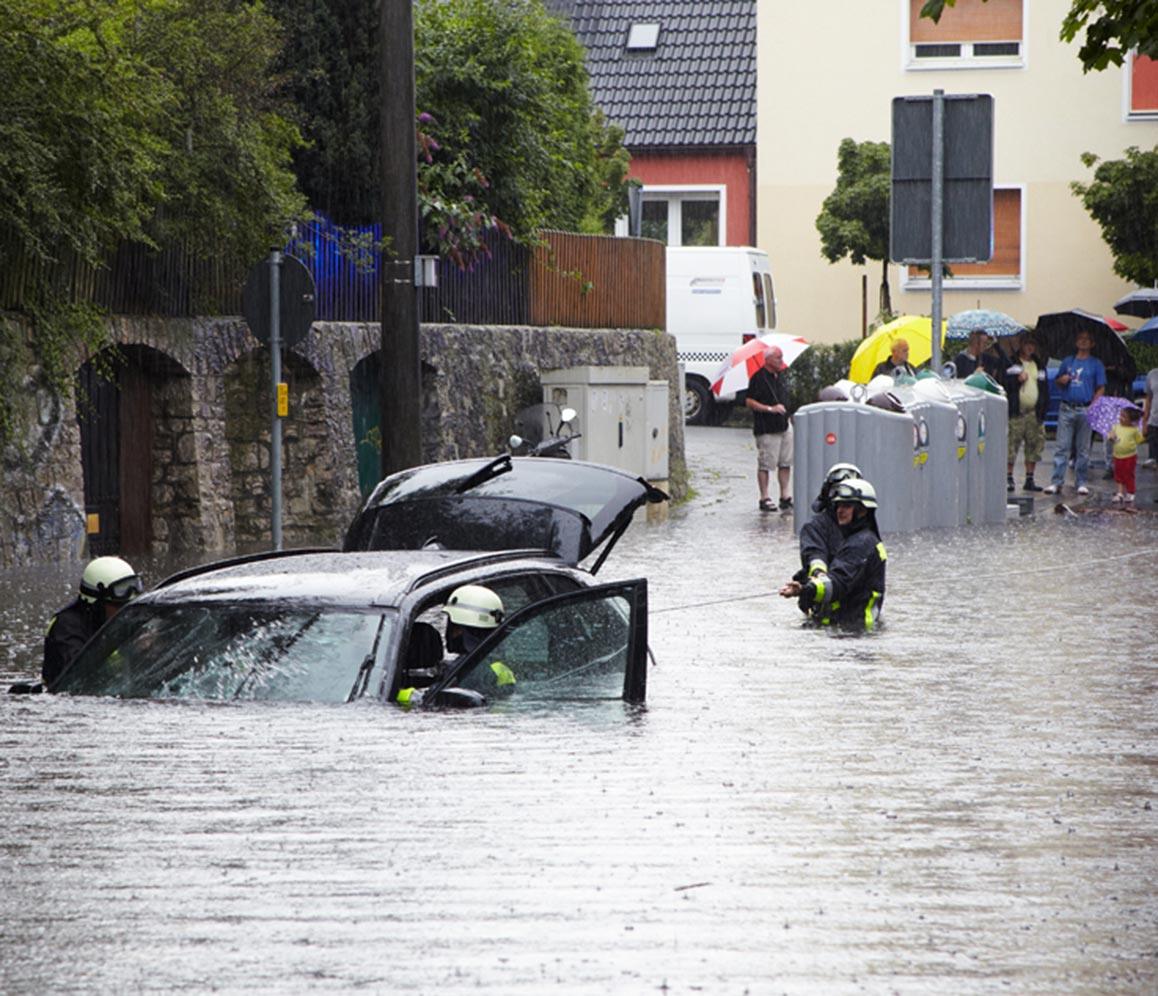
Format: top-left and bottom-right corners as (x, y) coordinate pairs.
(757, 0), (1158, 343)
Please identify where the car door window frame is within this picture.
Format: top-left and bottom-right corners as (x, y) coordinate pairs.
(426, 579), (649, 704)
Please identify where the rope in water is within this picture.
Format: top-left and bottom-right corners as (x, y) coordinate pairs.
(650, 544), (1158, 615)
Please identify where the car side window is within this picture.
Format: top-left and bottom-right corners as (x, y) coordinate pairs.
(453, 588), (638, 701)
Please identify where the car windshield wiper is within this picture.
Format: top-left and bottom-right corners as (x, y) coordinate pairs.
(452, 453), (512, 494)
(346, 653), (375, 702)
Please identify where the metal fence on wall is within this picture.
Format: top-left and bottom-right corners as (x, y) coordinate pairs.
(0, 237), (243, 317)
(0, 221), (665, 331)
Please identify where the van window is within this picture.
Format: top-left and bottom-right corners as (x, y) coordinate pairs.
(752, 272), (766, 328)
(763, 273), (776, 328)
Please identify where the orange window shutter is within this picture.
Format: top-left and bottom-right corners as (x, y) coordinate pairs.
(1131, 54), (1158, 112)
(910, 0), (1022, 43)
(907, 189), (1020, 279)
(946, 188), (1021, 277)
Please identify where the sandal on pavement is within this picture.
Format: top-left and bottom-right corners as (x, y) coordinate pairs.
(759, 498), (775, 512)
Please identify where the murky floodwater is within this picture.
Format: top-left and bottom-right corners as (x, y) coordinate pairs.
(2, 427), (1156, 993)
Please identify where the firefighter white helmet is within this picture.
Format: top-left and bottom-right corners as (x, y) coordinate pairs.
(824, 462), (862, 485)
(444, 585), (504, 629)
(830, 477), (878, 510)
(79, 556), (143, 604)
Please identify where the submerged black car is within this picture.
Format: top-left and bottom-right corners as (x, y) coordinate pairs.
(52, 455), (667, 708)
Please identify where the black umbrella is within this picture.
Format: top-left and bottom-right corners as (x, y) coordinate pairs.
(1034, 309), (1136, 386)
(1113, 288), (1158, 318)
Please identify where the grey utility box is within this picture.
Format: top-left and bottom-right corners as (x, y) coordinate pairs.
(895, 382), (962, 529)
(645, 380), (670, 480)
(939, 380), (1008, 526)
(540, 366), (669, 483)
(977, 388), (1009, 524)
(792, 401), (915, 535)
(912, 377), (968, 528)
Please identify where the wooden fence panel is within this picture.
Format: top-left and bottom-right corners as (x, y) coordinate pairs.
(529, 231), (665, 330)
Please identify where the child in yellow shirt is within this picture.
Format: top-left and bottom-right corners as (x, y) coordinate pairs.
(1109, 407), (1146, 503)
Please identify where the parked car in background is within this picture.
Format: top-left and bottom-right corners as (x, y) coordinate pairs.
(52, 456), (668, 708)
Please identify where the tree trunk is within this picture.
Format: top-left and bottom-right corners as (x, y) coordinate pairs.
(879, 258), (892, 317)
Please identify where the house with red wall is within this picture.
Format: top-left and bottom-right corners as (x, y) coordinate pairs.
(547, 1), (757, 247)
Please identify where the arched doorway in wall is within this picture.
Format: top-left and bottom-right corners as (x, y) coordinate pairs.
(77, 345), (190, 556)
(350, 352), (381, 497)
(224, 349), (336, 549)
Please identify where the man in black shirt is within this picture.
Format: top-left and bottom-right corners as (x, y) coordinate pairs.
(954, 329), (1001, 379)
(745, 346), (793, 512)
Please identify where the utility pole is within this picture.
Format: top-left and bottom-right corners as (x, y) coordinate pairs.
(379, 0), (423, 475)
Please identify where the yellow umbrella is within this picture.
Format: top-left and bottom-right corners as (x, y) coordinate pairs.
(848, 315), (947, 384)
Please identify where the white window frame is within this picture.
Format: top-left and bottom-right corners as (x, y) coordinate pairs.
(614, 184), (726, 246)
(901, 184), (1026, 292)
(1124, 51), (1158, 121)
(901, 0), (1026, 71)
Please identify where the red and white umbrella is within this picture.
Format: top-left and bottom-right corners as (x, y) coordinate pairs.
(710, 332), (811, 398)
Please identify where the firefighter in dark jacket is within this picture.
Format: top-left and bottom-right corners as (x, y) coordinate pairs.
(43, 556), (142, 687)
(780, 478), (886, 631)
(795, 462), (863, 585)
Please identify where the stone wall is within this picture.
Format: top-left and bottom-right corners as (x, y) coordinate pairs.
(0, 315), (683, 566)
(0, 335), (87, 565)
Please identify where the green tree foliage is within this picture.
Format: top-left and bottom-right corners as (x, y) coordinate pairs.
(1072, 146), (1158, 286)
(920, 0), (1158, 71)
(271, 0), (631, 254)
(414, 0), (629, 240)
(0, 1), (306, 449)
(0, 0), (305, 272)
(272, 0), (381, 224)
(816, 138), (894, 319)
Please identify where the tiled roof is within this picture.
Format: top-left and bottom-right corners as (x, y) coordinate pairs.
(546, 1), (756, 150)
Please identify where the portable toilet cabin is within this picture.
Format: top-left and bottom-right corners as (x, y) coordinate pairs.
(792, 400), (915, 534)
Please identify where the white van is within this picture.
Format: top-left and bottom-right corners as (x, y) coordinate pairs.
(666, 246), (777, 424)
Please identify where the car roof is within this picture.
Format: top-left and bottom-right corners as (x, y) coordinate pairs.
(147, 549), (576, 610)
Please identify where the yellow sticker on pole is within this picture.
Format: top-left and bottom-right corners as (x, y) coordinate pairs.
(86, 513), (100, 535)
(277, 382), (288, 417)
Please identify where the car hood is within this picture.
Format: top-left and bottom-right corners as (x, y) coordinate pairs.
(343, 455), (668, 570)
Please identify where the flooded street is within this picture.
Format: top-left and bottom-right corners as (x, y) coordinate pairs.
(2, 426), (1156, 993)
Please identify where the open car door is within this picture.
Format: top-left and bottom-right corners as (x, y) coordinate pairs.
(343, 455), (668, 572)
(426, 580), (649, 705)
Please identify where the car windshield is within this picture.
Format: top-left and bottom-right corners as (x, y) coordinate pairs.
(54, 602), (393, 703)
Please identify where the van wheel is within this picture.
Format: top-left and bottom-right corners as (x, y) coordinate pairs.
(684, 379), (713, 425)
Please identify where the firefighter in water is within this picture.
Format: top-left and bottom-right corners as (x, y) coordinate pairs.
(396, 584), (515, 707)
(779, 477), (887, 631)
(43, 556), (143, 687)
(795, 462), (863, 586)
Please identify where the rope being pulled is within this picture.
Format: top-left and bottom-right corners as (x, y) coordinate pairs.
(649, 544), (1158, 616)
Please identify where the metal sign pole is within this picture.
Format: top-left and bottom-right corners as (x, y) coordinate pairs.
(930, 89), (945, 374)
(270, 249), (283, 551)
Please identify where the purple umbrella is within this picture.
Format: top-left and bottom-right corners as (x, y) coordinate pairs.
(1086, 395), (1141, 438)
